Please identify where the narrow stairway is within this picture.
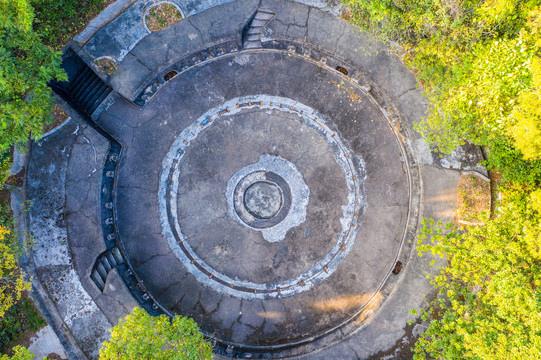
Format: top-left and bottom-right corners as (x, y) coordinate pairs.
(243, 9), (275, 49)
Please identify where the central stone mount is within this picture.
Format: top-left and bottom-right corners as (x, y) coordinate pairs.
(233, 170), (292, 229)
(244, 181), (283, 219)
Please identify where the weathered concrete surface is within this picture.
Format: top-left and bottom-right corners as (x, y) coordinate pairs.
(82, 0), (342, 62)
(296, 167), (459, 360)
(98, 51), (412, 352)
(22, 0), (488, 359)
(25, 116), (112, 359)
(24, 109), (136, 359)
(28, 325), (68, 360)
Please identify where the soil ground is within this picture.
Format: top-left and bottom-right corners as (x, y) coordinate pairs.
(457, 174), (490, 224)
(145, 3), (183, 32)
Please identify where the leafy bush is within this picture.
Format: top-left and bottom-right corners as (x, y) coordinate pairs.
(99, 307), (213, 360)
(0, 0), (66, 159)
(0, 346), (37, 360)
(0, 297), (46, 352)
(416, 192), (541, 359)
(31, 0), (105, 48)
(0, 223), (30, 322)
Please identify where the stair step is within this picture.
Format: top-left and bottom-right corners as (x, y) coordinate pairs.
(96, 262), (108, 280)
(246, 28), (261, 35)
(244, 42), (260, 49)
(73, 74), (100, 101)
(107, 252), (118, 267)
(101, 257), (112, 272)
(251, 19), (269, 27)
(69, 67), (92, 93)
(76, 74), (102, 101)
(112, 247), (125, 265)
(68, 67), (90, 92)
(82, 81), (107, 109)
(88, 87), (112, 114)
(245, 34), (260, 42)
(255, 12), (274, 21)
(91, 271), (105, 290)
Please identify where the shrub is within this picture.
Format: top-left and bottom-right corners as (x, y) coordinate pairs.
(0, 0), (66, 158)
(99, 307), (213, 360)
(0, 225), (30, 321)
(0, 346), (37, 360)
(415, 193), (541, 359)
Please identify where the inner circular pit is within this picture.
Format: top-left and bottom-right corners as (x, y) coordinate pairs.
(234, 171), (291, 228)
(244, 181), (282, 219)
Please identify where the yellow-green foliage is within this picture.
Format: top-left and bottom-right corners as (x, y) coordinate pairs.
(0, 226), (30, 319)
(99, 307), (213, 360)
(0, 346), (37, 360)
(416, 193), (541, 359)
(345, 0), (541, 358)
(511, 56), (541, 160)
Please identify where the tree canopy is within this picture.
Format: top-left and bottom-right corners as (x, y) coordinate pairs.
(416, 193), (541, 359)
(0, 0), (66, 158)
(99, 307), (214, 360)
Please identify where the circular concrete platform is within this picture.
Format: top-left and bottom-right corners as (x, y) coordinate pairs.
(110, 50), (416, 356)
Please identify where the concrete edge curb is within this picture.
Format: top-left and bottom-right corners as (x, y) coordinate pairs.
(40, 117), (72, 139)
(10, 148), (89, 360)
(74, 0), (139, 45)
(461, 169), (490, 183)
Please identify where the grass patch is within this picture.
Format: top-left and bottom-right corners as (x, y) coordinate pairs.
(95, 58), (118, 76)
(145, 3), (183, 32)
(457, 174), (491, 225)
(31, 0), (107, 49)
(0, 296), (46, 354)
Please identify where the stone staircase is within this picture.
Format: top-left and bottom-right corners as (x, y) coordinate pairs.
(49, 47), (112, 117)
(67, 66), (112, 115)
(242, 9), (275, 49)
(90, 247), (126, 291)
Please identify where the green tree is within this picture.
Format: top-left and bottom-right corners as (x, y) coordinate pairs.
(0, 225), (30, 320)
(415, 192), (541, 359)
(0, 0), (66, 159)
(0, 346), (38, 360)
(99, 307), (213, 360)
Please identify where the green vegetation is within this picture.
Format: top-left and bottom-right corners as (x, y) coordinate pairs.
(0, 0), (66, 160)
(0, 198), (41, 356)
(0, 297), (46, 353)
(345, 0), (541, 184)
(31, 0), (105, 49)
(416, 195), (541, 359)
(1, 346), (39, 360)
(0, 0), (106, 164)
(99, 307), (213, 360)
(0, 0), (104, 357)
(0, 206), (30, 323)
(344, 0), (541, 359)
